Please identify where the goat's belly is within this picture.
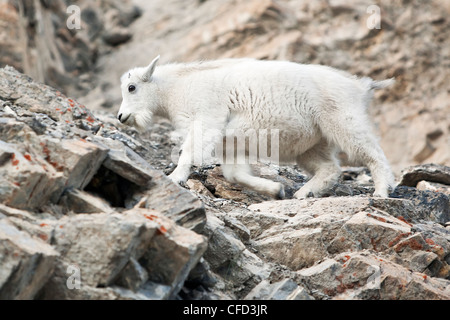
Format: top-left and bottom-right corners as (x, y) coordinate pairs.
(223, 113), (320, 163)
(221, 128), (320, 164)
(276, 130), (321, 163)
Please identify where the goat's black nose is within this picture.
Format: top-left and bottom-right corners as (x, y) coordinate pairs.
(117, 112), (130, 123)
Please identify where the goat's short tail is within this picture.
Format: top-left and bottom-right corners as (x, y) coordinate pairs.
(359, 77), (395, 108)
(368, 77), (395, 90)
(360, 77), (395, 90)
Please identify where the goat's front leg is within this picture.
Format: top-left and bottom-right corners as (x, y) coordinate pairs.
(168, 121), (223, 185)
(168, 132), (194, 185)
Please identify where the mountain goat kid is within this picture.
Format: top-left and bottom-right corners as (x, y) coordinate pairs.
(118, 56), (395, 199)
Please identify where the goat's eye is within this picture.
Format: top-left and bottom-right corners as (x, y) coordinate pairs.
(128, 85), (136, 93)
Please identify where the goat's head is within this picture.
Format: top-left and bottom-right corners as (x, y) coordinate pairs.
(117, 55), (160, 131)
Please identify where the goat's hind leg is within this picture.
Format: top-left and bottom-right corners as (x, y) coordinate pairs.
(319, 109), (394, 197)
(222, 163), (285, 199)
(219, 132), (285, 199)
(294, 141), (341, 199)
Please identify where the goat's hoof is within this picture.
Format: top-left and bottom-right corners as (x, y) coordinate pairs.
(293, 188), (315, 199)
(373, 187), (389, 198)
(276, 185), (285, 200)
(168, 172), (188, 186)
(373, 192), (388, 198)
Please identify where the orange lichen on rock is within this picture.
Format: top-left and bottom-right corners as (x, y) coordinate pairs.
(388, 232), (411, 247)
(159, 225), (168, 234)
(397, 216), (412, 226)
(143, 213), (158, 221)
(367, 213), (387, 223)
(38, 233), (48, 241)
(394, 237), (424, 253)
(11, 153), (19, 166)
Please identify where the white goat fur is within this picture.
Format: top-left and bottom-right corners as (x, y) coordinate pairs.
(118, 57), (395, 198)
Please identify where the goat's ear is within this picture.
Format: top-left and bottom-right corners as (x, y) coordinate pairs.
(142, 55), (160, 82)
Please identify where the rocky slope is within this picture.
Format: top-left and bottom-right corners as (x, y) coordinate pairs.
(0, 65), (207, 299)
(0, 0), (449, 300)
(1, 66), (449, 300)
(0, 0), (141, 101)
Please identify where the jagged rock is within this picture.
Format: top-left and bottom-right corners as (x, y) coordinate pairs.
(0, 140), (14, 165)
(225, 195), (450, 299)
(256, 226), (328, 270)
(136, 208), (207, 299)
(58, 189), (114, 214)
(93, 136), (206, 231)
(220, 249), (272, 296)
(199, 211), (272, 297)
(328, 210), (412, 254)
(245, 279), (314, 300)
(388, 186), (450, 225)
(0, 216), (59, 299)
(223, 215), (251, 243)
(40, 263), (173, 300)
(235, 198), (373, 269)
(186, 179), (215, 198)
(0, 139), (66, 210)
(409, 251), (440, 274)
(183, 258), (217, 290)
(399, 164), (450, 187)
(94, 136), (154, 187)
(0, 204), (55, 244)
(297, 251), (450, 300)
(114, 257), (149, 292)
(49, 211), (157, 287)
(202, 213), (246, 270)
(42, 138), (109, 190)
(417, 180), (450, 195)
(138, 177), (206, 232)
(39, 208), (207, 299)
